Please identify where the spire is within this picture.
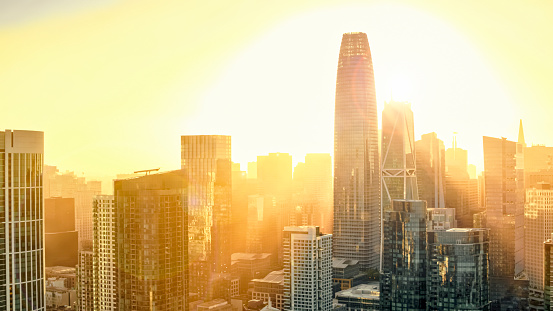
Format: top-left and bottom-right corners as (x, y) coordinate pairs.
(518, 119), (526, 147)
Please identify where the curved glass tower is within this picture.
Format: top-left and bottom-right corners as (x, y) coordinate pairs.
(333, 32), (380, 270)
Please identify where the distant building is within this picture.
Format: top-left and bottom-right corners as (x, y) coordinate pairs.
(415, 132), (446, 209)
(45, 197), (79, 267)
(196, 299), (232, 311)
(380, 200), (427, 311)
(283, 226), (332, 311)
(335, 283), (380, 311)
(426, 207), (456, 231)
(543, 234), (553, 311)
(231, 253), (272, 294)
(0, 130), (45, 310)
(246, 195), (279, 263)
(45, 266), (77, 290)
(483, 136), (524, 305)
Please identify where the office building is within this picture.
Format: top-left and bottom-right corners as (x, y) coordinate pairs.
(333, 32), (380, 270)
(230, 253), (272, 294)
(93, 195), (117, 310)
(332, 259), (369, 292)
(283, 226), (332, 311)
(182, 135), (232, 299)
(381, 101), (418, 213)
(0, 130), (45, 310)
(76, 247), (94, 311)
(415, 132), (446, 209)
(115, 170), (189, 310)
(525, 184), (553, 309)
(380, 200), (427, 311)
(246, 195), (279, 262)
(543, 234), (553, 311)
(426, 228), (490, 310)
(483, 136), (523, 304)
(426, 207), (456, 231)
(250, 270), (285, 311)
(45, 197), (79, 267)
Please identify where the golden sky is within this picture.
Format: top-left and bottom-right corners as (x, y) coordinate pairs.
(1, 0), (552, 187)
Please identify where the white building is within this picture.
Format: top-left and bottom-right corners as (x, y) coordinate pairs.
(525, 184), (553, 308)
(283, 226), (332, 311)
(93, 195), (117, 310)
(0, 130), (45, 310)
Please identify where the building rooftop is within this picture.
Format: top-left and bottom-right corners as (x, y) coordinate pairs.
(251, 270), (284, 284)
(332, 258), (359, 269)
(231, 253), (272, 264)
(197, 299), (229, 309)
(45, 266), (76, 275)
(335, 282), (380, 300)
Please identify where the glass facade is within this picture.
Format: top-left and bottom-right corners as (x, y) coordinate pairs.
(0, 130), (45, 311)
(426, 229), (490, 311)
(380, 200), (427, 311)
(333, 32), (380, 271)
(181, 135), (231, 299)
(115, 170), (189, 310)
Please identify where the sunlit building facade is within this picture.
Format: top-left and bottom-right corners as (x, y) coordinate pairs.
(283, 226), (332, 311)
(333, 32), (380, 270)
(0, 130), (45, 310)
(525, 185), (553, 309)
(483, 136), (523, 304)
(181, 135), (232, 299)
(93, 195), (117, 310)
(115, 170), (189, 310)
(415, 132), (446, 209)
(380, 200), (427, 311)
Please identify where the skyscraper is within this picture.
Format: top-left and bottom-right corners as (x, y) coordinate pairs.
(181, 135), (232, 299)
(115, 170), (189, 310)
(415, 132), (446, 209)
(380, 200), (427, 311)
(93, 195), (117, 311)
(381, 100), (418, 212)
(525, 184), (553, 309)
(483, 136), (521, 305)
(283, 226), (332, 311)
(333, 32), (380, 270)
(0, 130), (45, 310)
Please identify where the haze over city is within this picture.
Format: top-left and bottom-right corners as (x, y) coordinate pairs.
(2, 0), (553, 191)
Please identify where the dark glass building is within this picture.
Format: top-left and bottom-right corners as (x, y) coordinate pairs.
(115, 170), (189, 310)
(427, 228), (490, 310)
(380, 200), (427, 311)
(333, 32), (380, 271)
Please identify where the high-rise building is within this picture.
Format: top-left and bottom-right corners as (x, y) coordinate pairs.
(516, 121), (526, 283)
(246, 195), (279, 262)
(483, 136), (523, 304)
(544, 234), (553, 311)
(45, 197), (79, 267)
(445, 135), (468, 178)
(415, 132), (446, 209)
(381, 100), (418, 211)
(115, 170), (189, 310)
(426, 228), (490, 310)
(525, 184), (553, 309)
(333, 32), (380, 270)
(380, 200), (427, 311)
(292, 154), (333, 234)
(0, 130), (45, 310)
(43, 166), (101, 250)
(283, 226), (332, 311)
(93, 195), (117, 311)
(76, 247), (94, 311)
(181, 135), (232, 299)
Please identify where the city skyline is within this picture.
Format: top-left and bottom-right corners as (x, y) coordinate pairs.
(2, 1), (553, 183)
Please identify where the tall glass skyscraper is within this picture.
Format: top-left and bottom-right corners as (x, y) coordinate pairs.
(181, 135), (232, 299)
(333, 32), (380, 271)
(0, 130), (45, 310)
(115, 170), (189, 310)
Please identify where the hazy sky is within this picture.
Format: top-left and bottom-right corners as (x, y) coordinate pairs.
(1, 0), (552, 187)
